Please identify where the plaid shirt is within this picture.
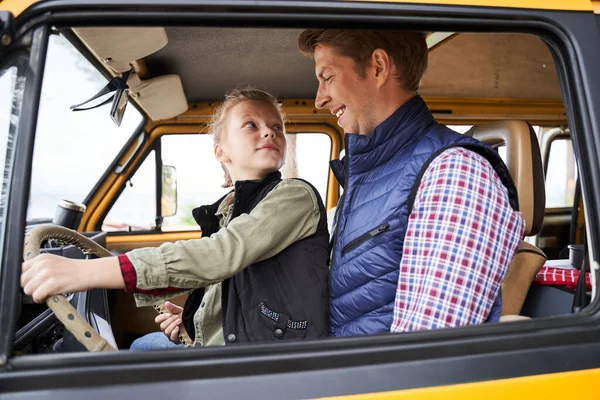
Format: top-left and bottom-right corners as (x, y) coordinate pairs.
(391, 148), (525, 332)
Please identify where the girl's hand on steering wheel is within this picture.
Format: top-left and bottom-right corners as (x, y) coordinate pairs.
(22, 254), (90, 303)
(21, 254), (124, 303)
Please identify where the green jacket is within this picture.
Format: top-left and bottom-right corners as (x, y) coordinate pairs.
(126, 176), (324, 346)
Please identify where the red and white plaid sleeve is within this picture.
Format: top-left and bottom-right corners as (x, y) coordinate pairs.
(391, 147), (525, 332)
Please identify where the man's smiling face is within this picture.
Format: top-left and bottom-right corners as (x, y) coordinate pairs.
(313, 44), (380, 136)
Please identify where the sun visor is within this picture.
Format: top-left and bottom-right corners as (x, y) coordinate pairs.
(72, 27), (168, 73)
(127, 74), (189, 121)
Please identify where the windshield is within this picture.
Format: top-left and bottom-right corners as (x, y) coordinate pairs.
(27, 34), (143, 222)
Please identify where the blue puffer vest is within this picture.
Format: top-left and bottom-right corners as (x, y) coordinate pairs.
(329, 95), (519, 337)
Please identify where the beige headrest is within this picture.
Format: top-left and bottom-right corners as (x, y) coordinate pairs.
(469, 121), (545, 236)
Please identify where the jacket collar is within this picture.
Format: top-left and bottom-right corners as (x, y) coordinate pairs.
(215, 192), (235, 220)
(192, 171), (282, 233)
(233, 170), (282, 199)
(339, 95), (435, 177)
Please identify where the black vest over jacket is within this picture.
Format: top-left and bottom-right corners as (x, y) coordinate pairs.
(183, 172), (330, 344)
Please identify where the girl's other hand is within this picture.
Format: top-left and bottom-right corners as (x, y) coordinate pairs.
(155, 301), (184, 344)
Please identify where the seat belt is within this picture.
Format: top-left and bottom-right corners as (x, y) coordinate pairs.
(569, 177), (581, 246)
(572, 231), (589, 313)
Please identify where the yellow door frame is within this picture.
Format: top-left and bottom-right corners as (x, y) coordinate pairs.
(1, 0), (595, 16)
(320, 368), (600, 399)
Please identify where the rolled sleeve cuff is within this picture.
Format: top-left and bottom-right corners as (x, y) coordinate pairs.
(132, 291), (188, 307)
(121, 250), (188, 306)
(118, 254), (137, 294)
(127, 247), (170, 289)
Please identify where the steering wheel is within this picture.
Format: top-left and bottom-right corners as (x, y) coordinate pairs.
(23, 225), (116, 352)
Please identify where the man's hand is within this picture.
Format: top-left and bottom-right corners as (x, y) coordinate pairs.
(155, 301), (184, 344)
(21, 254), (124, 303)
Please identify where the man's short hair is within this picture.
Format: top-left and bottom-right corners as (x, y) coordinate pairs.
(298, 30), (428, 92)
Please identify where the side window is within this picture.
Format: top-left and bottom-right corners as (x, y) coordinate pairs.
(497, 146), (507, 164)
(161, 135), (230, 231)
(0, 54), (28, 238)
(282, 133), (331, 203)
(0, 65), (20, 208)
(103, 132), (333, 232)
(545, 138), (577, 208)
(103, 150), (156, 231)
(0, 64), (21, 168)
(160, 132), (332, 231)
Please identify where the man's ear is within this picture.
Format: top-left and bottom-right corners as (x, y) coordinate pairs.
(371, 48), (392, 86)
(214, 143), (230, 163)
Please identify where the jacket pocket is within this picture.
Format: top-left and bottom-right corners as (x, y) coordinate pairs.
(247, 302), (309, 341)
(342, 222), (390, 256)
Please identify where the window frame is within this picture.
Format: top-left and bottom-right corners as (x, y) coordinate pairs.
(0, 50), (29, 221)
(3, 2), (600, 396)
(541, 127), (575, 212)
(0, 24), (48, 362)
(100, 141), (159, 234)
(97, 123), (340, 234)
(0, 50), (30, 341)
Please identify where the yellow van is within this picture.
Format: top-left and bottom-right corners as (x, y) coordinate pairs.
(1, 0), (599, 398)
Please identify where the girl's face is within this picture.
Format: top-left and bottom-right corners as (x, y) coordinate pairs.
(215, 100), (287, 183)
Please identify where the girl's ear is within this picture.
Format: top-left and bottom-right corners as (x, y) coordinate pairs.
(214, 143), (230, 163)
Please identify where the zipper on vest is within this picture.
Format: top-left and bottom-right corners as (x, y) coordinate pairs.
(330, 135), (350, 270)
(342, 222), (390, 256)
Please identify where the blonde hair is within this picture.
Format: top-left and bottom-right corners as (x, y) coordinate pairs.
(209, 87), (286, 187)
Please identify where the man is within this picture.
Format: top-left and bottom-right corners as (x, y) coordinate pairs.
(298, 30), (525, 337)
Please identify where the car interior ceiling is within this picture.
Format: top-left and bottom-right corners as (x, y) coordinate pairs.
(71, 28), (563, 102)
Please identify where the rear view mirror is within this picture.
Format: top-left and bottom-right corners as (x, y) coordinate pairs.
(70, 68), (133, 126)
(161, 165), (177, 217)
(110, 87), (128, 126)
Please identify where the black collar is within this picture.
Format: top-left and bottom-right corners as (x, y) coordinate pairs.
(191, 171), (282, 233)
(233, 171), (282, 198)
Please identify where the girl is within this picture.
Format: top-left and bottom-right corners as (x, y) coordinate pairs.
(21, 87), (331, 348)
